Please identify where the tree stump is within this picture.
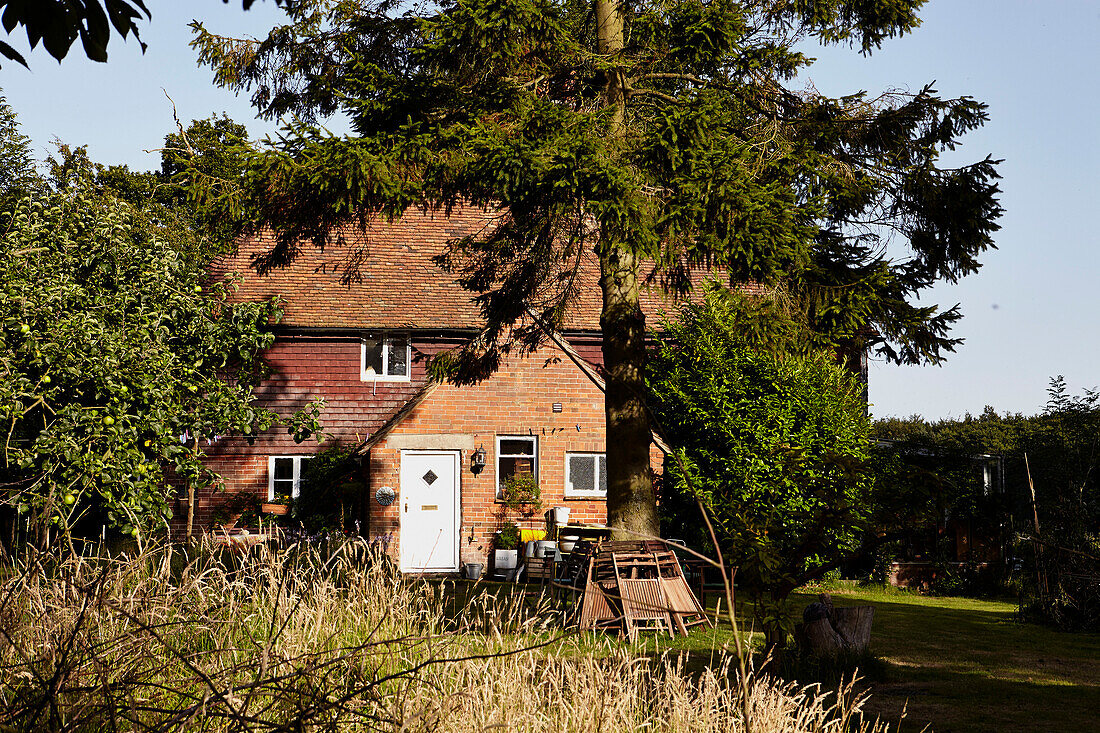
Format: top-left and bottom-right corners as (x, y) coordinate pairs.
(831, 606), (874, 650)
(795, 594), (874, 657)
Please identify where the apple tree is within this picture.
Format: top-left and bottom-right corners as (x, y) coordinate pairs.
(0, 171), (285, 545)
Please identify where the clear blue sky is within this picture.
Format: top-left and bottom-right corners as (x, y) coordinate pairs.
(2, 0), (1097, 421)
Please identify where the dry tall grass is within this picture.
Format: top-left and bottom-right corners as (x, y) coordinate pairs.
(0, 539), (892, 732)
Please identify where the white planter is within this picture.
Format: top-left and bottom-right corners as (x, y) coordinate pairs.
(493, 549), (519, 571)
(551, 506), (571, 525)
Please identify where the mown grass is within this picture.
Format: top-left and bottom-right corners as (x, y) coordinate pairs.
(623, 582), (1099, 733)
(814, 583), (1100, 733)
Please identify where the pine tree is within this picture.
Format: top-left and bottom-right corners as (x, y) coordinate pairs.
(189, 0), (1002, 536)
(0, 92), (34, 199)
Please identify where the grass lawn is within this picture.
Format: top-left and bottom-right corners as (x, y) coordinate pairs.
(638, 584), (1100, 733)
(816, 585), (1100, 733)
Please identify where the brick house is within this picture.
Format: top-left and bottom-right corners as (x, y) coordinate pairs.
(189, 206), (674, 572)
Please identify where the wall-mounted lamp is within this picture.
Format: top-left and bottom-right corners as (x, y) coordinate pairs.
(470, 444), (487, 475)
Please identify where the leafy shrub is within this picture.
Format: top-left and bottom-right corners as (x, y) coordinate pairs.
(649, 285), (873, 650)
(500, 472), (541, 514)
(288, 443), (361, 533)
(496, 521), (521, 550)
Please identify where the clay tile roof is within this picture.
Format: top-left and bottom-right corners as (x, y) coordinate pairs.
(210, 204), (758, 331)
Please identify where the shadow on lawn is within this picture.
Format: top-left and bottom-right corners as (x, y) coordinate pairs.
(811, 592), (1100, 733)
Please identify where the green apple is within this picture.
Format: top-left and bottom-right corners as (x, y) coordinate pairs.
(103, 416), (115, 426)
(63, 494), (75, 505)
(193, 285), (203, 293)
(19, 323), (30, 334)
(41, 375), (50, 384)
(118, 385), (128, 395)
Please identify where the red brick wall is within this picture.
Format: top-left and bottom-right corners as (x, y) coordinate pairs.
(366, 341), (662, 568)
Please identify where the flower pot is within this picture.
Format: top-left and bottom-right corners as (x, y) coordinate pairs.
(493, 549), (518, 572)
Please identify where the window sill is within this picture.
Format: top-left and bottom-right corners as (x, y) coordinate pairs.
(562, 495), (607, 502)
(360, 374), (412, 383)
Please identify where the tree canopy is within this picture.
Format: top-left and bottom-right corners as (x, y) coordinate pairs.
(874, 379), (1100, 629)
(188, 0), (1002, 535)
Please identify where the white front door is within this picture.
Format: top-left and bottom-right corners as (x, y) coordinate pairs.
(399, 450), (460, 572)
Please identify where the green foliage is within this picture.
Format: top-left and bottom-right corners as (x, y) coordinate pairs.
(0, 0), (276, 68)
(648, 285), (873, 646)
(0, 0), (149, 67)
(500, 471), (542, 514)
(495, 521), (521, 550)
(0, 93), (33, 201)
(46, 115), (252, 265)
(289, 442), (362, 533)
(873, 377), (1100, 628)
(0, 166), (285, 537)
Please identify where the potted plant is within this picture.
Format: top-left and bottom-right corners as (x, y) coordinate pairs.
(501, 472), (542, 515)
(493, 521), (521, 577)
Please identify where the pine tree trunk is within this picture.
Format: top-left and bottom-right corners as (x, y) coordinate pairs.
(600, 244), (659, 538)
(595, 0), (659, 539)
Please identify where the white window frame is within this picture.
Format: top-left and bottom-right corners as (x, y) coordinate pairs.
(360, 333), (412, 382)
(496, 435), (538, 499)
(267, 456), (312, 501)
(565, 452), (607, 499)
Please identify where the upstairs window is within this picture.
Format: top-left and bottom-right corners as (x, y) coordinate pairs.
(361, 333), (410, 381)
(268, 456), (313, 502)
(565, 452), (607, 498)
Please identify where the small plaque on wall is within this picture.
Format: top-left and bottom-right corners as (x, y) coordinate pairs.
(375, 486), (396, 506)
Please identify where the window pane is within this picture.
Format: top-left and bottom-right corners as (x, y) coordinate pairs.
(499, 438), (535, 456)
(298, 458), (313, 489)
(598, 455), (607, 493)
(569, 455), (596, 493)
(499, 456), (535, 479)
(386, 336), (408, 376)
(363, 337), (383, 374)
(273, 457), (294, 481)
(273, 479), (295, 501)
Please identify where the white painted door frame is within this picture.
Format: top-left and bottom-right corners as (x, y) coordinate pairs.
(399, 449), (461, 573)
